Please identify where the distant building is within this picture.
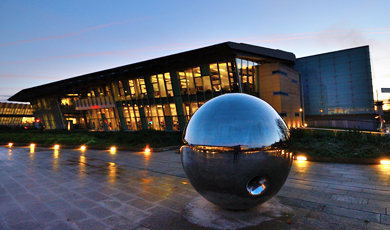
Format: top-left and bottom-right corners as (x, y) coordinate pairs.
(0, 102), (34, 127)
(295, 46), (377, 130)
(8, 42), (377, 131)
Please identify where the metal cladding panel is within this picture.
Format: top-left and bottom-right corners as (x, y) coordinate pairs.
(295, 46), (374, 116)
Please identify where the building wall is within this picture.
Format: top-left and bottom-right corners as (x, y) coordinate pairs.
(295, 46), (374, 116)
(259, 63), (302, 128)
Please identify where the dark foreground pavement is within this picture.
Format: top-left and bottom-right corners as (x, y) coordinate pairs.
(0, 146), (390, 230)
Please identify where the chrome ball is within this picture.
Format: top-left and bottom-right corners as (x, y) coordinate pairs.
(181, 93), (293, 210)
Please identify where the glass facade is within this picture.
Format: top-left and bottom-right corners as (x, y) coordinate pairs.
(10, 42), (307, 131)
(94, 60), (245, 132)
(236, 58), (260, 95)
(0, 102), (34, 126)
(29, 58), (303, 131)
(295, 46), (374, 116)
(31, 97), (65, 129)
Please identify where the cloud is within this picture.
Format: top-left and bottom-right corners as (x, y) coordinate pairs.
(0, 17), (151, 48)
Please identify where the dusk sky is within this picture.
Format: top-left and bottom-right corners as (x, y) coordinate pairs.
(1, 0), (390, 103)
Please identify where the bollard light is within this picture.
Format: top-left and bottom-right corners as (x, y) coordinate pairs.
(110, 147), (116, 155)
(296, 156), (307, 161)
(380, 160), (390, 165)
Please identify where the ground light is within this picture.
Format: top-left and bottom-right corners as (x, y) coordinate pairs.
(54, 144), (60, 149)
(80, 145), (86, 151)
(144, 145), (151, 154)
(8, 143), (13, 147)
(381, 160), (390, 165)
(110, 147), (116, 155)
(296, 156), (307, 161)
(30, 144), (35, 153)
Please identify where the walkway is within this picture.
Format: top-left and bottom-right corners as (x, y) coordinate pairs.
(0, 146), (389, 229)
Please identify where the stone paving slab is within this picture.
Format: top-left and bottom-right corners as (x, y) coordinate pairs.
(0, 146), (390, 229)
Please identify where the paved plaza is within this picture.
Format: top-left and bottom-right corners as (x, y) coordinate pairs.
(0, 146), (390, 229)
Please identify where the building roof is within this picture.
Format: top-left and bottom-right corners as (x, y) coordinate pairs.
(9, 42), (296, 102)
(296, 45), (369, 60)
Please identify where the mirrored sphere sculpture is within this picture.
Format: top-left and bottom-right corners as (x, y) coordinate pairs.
(181, 93), (293, 210)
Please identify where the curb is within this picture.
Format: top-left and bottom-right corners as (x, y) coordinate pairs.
(302, 156), (384, 165)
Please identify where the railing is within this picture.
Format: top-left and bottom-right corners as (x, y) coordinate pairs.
(74, 96), (115, 110)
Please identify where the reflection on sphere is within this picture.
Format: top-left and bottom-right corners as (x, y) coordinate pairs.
(181, 93), (293, 210)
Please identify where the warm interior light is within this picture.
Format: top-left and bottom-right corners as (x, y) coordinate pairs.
(80, 145), (86, 151)
(8, 143), (13, 147)
(296, 156), (307, 161)
(381, 160), (390, 165)
(54, 144), (60, 149)
(30, 144), (35, 147)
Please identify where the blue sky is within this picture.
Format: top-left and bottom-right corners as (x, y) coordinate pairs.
(1, 0), (390, 103)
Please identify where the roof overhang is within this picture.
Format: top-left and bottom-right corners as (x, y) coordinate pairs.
(8, 42), (296, 102)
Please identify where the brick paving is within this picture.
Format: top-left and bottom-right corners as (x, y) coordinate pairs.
(0, 146), (390, 229)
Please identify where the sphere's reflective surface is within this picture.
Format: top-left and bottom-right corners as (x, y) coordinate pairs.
(181, 93), (293, 210)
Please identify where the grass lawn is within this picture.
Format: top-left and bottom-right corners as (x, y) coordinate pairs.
(289, 128), (390, 159)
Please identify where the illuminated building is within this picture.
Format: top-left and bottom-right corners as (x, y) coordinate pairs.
(8, 42), (376, 131)
(9, 42), (302, 130)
